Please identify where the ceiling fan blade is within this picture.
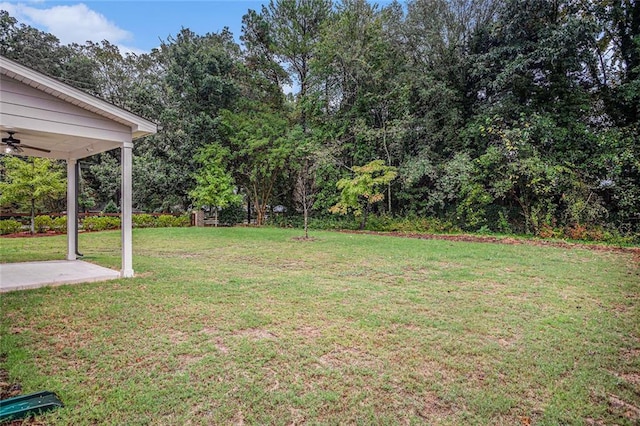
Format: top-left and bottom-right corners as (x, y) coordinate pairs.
(21, 144), (51, 153)
(2, 133), (20, 144)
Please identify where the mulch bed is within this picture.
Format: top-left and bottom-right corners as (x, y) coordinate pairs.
(338, 230), (640, 259)
(1, 231), (64, 238)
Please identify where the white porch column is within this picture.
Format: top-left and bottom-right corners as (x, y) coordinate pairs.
(66, 159), (77, 260)
(121, 142), (134, 277)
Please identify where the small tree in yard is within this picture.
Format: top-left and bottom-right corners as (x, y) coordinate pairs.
(330, 159), (397, 229)
(0, 156), (66, 234)
(189, 148), (242, 225)
(292, 128), (326, 239)
(295, 156), (316, 239)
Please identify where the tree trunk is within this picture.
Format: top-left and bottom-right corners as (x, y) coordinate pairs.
(302, 158), (310, 239)
(30, 198), (35, 234)
(360, 204), (369, 230)
(382, 123), (392, 214)
(254, 200), (266, 226)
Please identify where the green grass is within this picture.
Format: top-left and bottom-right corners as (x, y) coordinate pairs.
(1, 227), (638, 425)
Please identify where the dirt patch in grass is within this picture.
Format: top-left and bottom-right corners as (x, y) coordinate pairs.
(177, 353), (205, 368)
(296, 326), (322, 339)
(291, 236), (318, 242)
(620, 347), (640, 363)
(200, 326), (218, 335)
(415, 391), (456, 421)
(9, 326), (27, 335)
(279, 260), (308, 270)
(198, 328), (231, 353)
(0, 364), (21, 400)
(619, 372), (640, 387)
(607, 394), (640, 422)
(166, 329), (188, 344)
(234, 328), (277, 340)
(318, 346), (381, 370)
(214, 339), (230, 354)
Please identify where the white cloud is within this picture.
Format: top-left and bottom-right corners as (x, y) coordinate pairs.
(0, 2), (143, 53)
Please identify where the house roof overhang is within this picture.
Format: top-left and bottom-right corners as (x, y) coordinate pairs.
(0, 55), (157, 160)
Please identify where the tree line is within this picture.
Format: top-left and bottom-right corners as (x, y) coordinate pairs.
(1, 0), (638, 238)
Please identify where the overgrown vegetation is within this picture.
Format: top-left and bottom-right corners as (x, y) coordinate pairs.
(0, 228), (638, 424)
(1, 0), (638, 238)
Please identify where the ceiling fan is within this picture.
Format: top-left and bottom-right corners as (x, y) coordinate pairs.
(2, 131), (51, 154)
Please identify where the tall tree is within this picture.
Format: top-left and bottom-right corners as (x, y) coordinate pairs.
(0, 10), (62, 74)
(0, 10), (98, 92)
(468, 0), (597, 141)
(310, 1), (409, 213)
(241, 9), (290, 107)
(244, 0), (331, 127)
(591, 0), (640, 127)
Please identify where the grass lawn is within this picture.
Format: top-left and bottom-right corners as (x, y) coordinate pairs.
(1, 227), (638, 425)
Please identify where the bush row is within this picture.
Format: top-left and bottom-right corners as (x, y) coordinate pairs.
(282, 214), (461, 234)
(134, 214), (190, 228)
(268, 213), (639, 245)
(84, 214), (191, 231)
(537, 223), (638, 245)
(0, 214), (191, 234)
(82, 216), (121, 231)
(0, 219), (23, 235)
(34, 215), (68, 233)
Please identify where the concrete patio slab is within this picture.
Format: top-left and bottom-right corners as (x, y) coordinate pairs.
(0, 260), (121, 293)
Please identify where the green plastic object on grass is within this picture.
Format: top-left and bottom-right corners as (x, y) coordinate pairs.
(0, 390), (63, 422)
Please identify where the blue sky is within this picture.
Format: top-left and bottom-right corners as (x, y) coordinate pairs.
(1, 1), (267, 54)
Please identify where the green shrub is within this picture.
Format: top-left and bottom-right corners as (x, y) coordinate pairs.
(51, 216), (67, 233)
(363, 214), (395, 231)
(305, 214), (462, 233)
(266, 213), (303, 228)
(175, 214), (190, 227)
(34, 215), (54, 233)
(82, 216), (121, 231)
(602, 232), (640, 246)
(362, 215), (461, 234)
(133, 214), (157, 228)
(0, 219), (22, 235)
(156, 214), (190, 228)
(157, 214), (175, 228)
(103, 200), (119, 214)
(537, 224), (564, 239)
(219, 205), (246, 226)
(80, 215), (191, 231)
(565, 223), (588, 240)
(308, 215), (360, 231)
